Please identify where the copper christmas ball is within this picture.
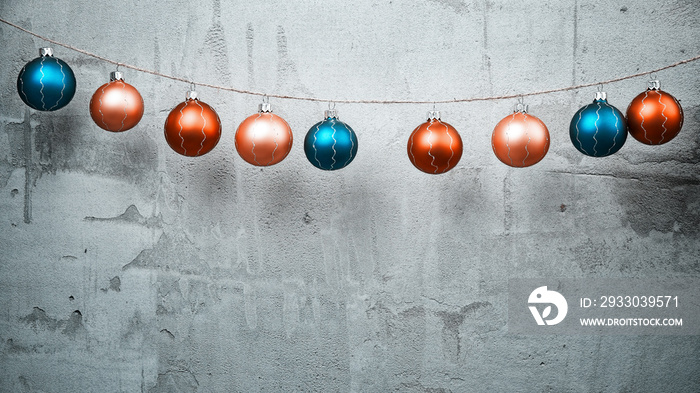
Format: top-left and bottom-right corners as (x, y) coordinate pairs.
(89, 72), (144, 132)
(626, 81), (683, 145)
(164, 91), (222, 157)
(492, 110), (550, 167)
(407, 111), (463, 174)
(235, 103), (293, 166)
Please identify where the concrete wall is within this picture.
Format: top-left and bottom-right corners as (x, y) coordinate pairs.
(1, 0), (699, 391)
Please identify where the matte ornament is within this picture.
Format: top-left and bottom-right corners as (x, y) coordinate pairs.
(164, 91), (222, 157)
(569, 92), (627, 157)
(626, 80), (683, 145)
(304, 109), (358, 170)
(17, 48), (76, 111)
(492, 103), (550, 168)
(407, 111), (463, 174)
(89, 72), (144, 132)
(235, 101), (293, 166)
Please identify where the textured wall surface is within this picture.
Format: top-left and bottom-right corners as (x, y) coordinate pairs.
(1, 1), (699, 392)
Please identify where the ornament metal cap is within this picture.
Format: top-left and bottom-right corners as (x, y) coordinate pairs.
(594, 91), (607, 101)
(259, 96), (272, 113)
(427, 110), (441, 120)
(648, 79), (661, 90)
(514, 100), (528, 113)
(39, 47), (53, 57)
(186, 90), (198, 101)
(110, 71), (124, 81)
(324, 109), (338, 119)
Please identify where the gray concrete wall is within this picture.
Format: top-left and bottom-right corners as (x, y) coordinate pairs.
(1, 0), (699, 391)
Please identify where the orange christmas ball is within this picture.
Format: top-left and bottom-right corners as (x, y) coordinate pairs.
(89, 72), (144, 132)
(407, 111), (463, 174)
(164, 91), (222, 157)
(235, 102), (293, 166)
(626, 80), (683, 145)
(492, 106), (550, 168)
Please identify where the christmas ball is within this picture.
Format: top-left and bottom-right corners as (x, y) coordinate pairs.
(17, 48), (76, 111)
(164, 91), (222, 157)
(407, 111), (463, 174)
(626, 79), (683, 145)
(569, 92), (627, 157)
(492, 103), (550, 168)
(89, 72), (144, 132)
(304, 109), (358, 170)
(235, 101), (293, 166)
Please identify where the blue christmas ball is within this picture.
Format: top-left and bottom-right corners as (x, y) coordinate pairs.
(304, 110), (358, 170)
(17, 48), (76, 111)
(569, 93), (627, 157)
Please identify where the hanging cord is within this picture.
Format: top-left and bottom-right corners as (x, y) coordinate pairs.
(2, 17), (700, 104)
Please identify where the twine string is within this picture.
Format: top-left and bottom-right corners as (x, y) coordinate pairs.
(2, 17), (700, 104)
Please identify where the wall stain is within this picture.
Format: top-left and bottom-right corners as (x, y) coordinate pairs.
(0, 120), (24, 190)
(397, 381), (452, 393)
(160, 329), (175, 340)
(481, 0), (492, 94)
(16, 375), (48, 393)
(246, 22), (255, 88)
(148, 369), (199, 393)
(31, 112), (157, 184)
(153, 37), (161, 73)
(275, 26), (313, 96)
(122, 232), (211, 276)
(62, 311), (86, 338)
(243, 282), (257, 329)
(5, 338), (35, 354)
(435, 301), (492, 362)
(202, 0), (232, 84)
(101, 276), (121, 292)
(20, 307), (86, 339)
(426, 0), (469, 15)
(572, 238), (608, 273)
(23, 108), (32, 224)
(613, 176), (700, 236)
(85, 204), (162, 228)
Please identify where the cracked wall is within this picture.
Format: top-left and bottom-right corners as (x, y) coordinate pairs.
(1, 0), (699, 392)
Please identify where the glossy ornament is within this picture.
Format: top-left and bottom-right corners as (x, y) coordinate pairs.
(164, 90), (222, 157)
(569, 91), (627, 157)
(235, 100), (293, 166)
(407, 110), (463, 174)
(17, 48), (76, 111)
(626, 79), (683, 145)
(89, 71), (144, 132)
(492, 101), (550, 167)
(304, 109), (358, 170)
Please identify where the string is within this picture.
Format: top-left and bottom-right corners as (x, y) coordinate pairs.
(3, 16), (700, 105)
